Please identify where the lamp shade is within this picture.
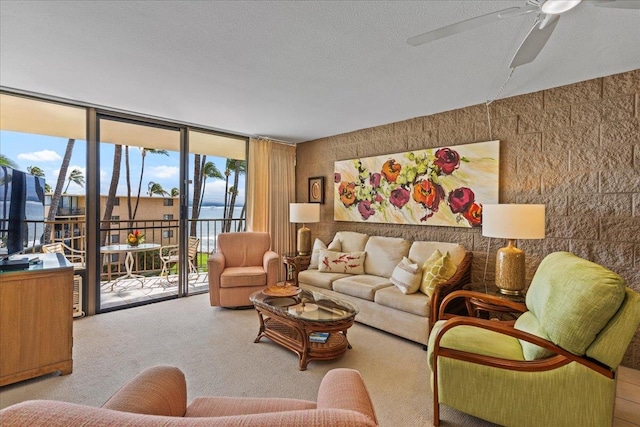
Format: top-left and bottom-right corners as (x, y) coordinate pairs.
(289, 203), (320, 224)
(482, 204), (546, 240)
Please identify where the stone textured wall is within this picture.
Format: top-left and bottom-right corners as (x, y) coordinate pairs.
(295, 69), (640, 369)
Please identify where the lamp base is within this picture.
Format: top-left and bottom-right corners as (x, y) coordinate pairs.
(495, 240), (525, 295)
(297, 225), (311, 256)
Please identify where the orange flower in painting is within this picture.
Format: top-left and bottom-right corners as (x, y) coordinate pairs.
(338, 181), (357, 207)
(381, 159), (401, 183)
(463, 203), (482, 227)
(412, 179), (443, 211)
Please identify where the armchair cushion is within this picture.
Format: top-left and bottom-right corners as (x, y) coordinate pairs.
(220, 266), (267, 288)
(526, 252), (626, 355)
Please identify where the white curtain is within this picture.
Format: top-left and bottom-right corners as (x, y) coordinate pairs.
(247, 138), (296, 279)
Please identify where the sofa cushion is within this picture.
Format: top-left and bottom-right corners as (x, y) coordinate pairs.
(526, 251), (627, 356)
(514, 311), (554, 360)
(390, 257), (422, 294)
(318, 250), (366, 274)
(408, 241), (466, 267)
(374, 286), (430, 317)
(220, 267), (267, 288)
(363, 236), (411, 278)
(329, 231), (369, 253)
(308, 238), (327, 270)
(298, 269), (350, 290)
(332, 275), (392, 301)
(419, 250), (457, 297)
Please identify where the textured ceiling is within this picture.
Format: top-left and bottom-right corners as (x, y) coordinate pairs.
(1, 1), (639, 143)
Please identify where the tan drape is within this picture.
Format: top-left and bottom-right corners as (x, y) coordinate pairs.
(247, 138), (296, 279)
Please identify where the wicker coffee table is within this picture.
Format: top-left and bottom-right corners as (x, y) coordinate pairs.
(250, 288), (358, 370)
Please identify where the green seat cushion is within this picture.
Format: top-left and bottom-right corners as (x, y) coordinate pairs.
(428, 320), (524, 371)
(526, 252), (626, 356)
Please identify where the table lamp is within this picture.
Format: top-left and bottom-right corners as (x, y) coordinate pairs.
(482, 204), (545, 295)
(289, 203), (320, 255)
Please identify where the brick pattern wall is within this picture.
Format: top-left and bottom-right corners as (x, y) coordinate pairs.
(295, 69), (640, 369)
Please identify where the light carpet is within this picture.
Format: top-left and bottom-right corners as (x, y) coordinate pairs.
(0, 293), (496, 426)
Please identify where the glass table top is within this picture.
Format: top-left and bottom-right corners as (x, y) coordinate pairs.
(250, 288), (358, 322)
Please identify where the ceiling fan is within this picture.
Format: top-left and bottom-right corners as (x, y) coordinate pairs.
(407, 0), (639, 68)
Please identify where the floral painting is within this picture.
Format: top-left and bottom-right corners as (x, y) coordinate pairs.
(333, 140), (499, 228)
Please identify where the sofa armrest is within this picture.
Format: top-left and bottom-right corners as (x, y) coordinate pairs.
(316, 368), (378, 425)
(101, 366), (187, 417)
(429, 251), (472, 329)
(263, 250), (280, 286)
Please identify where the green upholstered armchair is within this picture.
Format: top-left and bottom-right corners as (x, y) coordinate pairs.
(427, 251), (640, 427)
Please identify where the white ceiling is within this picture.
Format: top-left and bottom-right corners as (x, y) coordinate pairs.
(1, 1), (639, 144)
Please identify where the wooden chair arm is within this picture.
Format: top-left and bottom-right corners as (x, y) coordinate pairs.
(438, 290), (527, 320)
(429, 252), (472, 329)
(432, 316), (613, 378)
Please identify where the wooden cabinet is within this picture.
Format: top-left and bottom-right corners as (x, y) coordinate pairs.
(0, 256), (74, 386)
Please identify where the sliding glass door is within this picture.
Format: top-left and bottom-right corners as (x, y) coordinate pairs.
(97, 116), (183, 310)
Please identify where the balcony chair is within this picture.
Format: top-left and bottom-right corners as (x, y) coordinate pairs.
(41, 242), (85, 270)
(208, 231), (279, 308)
(0, 365), (379, 426)
(427, 251), (640, 427)
(159, 236), (200, 279)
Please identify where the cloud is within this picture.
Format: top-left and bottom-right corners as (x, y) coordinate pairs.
(17, 150), (62, 162)
(148, 165), (179, 179)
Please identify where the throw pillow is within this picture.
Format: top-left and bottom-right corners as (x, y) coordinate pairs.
(420, 250), (457, 297)
(308, 238), (327, 270)
(390, 257), (422, 295)
(318, 250), (366, 274)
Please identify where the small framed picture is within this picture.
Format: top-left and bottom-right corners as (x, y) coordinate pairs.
(308, 176), (325, 204)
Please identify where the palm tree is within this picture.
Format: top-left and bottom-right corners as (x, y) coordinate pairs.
(132, 148), (169, 220)
(170, 187), (179, 197)
(44, 139), (75, 244)
(147, 181), (169, 197)
(101, 144), (122, 246)
(63, 168), (85, 193)
(190, 158), (223, 236)
(0, 154), (18, 168)
(26, 166), (50, 192)
(191, 154), (203, 237)
(223, 159), (246, 232)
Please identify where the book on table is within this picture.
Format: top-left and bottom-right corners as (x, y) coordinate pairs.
(309, 332), (329, 343)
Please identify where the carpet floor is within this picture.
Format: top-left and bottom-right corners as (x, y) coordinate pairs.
(0, 293), (499, 426)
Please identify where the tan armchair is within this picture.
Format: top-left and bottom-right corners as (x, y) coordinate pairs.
(208, 232), (279, 308)
(0, 366), (379, 426)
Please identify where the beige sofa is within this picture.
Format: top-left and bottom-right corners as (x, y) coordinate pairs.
(298, 232), (471, 346)
(0, 366), (378, 426)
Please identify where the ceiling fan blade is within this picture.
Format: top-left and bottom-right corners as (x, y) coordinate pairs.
(592, 0), (640, 9)
(406, 6), (523, 46)
(510, 14), (560, 68)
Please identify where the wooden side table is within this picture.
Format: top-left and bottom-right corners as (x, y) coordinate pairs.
(462, 283), (526, 322)
(281, 252), (311, 286)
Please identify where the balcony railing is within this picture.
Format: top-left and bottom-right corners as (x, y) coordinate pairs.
(7, 217), (245, 284)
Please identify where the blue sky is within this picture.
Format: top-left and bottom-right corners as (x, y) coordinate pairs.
(0, 130), (244, 206)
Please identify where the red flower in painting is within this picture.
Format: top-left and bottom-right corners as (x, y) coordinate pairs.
(434, 148), (460, 175)
(381, 159), (401, 183)
(463, 203), (482, 227)
(338, 181), (357, 207)
(358, 200), (375, 220)
(412, 179), (444, 211)
(389, 187), (410, 209)
(448, 187), (475, 214)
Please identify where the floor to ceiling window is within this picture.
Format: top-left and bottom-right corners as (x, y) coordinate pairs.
(0, 91), (248, 315)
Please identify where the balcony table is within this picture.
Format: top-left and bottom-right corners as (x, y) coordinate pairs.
(100, 243), (160, 290)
